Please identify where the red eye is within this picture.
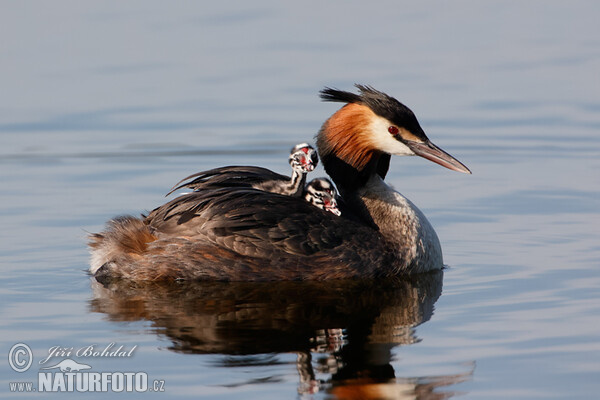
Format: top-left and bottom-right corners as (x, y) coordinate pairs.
(388, 126), (399, 135)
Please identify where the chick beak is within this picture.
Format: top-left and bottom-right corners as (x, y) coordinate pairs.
(324, 198), (341, 216)
(303, 158), (315, 172)
(405, 140), (471, 174)
(326, 204), (341, 216)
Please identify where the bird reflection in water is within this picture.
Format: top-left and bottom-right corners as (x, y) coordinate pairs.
(89, 270), (472, 398)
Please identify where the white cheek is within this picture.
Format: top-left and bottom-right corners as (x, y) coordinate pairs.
(369, 117), (415, 156)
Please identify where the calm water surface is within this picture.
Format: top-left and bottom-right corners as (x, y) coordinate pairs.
(1, 2), (599, 399)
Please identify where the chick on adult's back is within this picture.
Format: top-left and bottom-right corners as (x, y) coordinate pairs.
(168, 143), (318, 197)
(89, 85), (470, 281)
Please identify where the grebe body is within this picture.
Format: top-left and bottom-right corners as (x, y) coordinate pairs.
(89, 85), (470, 281)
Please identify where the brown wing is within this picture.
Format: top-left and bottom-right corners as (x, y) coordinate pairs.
(146, 188), (383, 260)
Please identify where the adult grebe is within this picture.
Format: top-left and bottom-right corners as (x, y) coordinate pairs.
(168, 143), (318, 197)
(89, 85), (470, 281)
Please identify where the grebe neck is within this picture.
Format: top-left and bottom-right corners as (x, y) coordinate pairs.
(284, 169), (307, 197)
(317, 127), (442, 272)
(357, 174), (442, 272)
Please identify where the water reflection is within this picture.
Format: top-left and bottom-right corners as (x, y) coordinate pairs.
(90, 271), (472, 398)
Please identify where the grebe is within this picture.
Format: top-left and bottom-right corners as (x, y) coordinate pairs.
(304, 178), (341, 216)
(89, 84), (470, 281)
(167, 143), (318, 197)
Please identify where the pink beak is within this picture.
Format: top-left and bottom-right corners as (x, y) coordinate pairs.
(405, 140), (471, 174)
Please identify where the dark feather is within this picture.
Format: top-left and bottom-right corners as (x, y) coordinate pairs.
(141, 188), (397, 274)
(319, 86), (363, 104)
(167, 166), (289, 196)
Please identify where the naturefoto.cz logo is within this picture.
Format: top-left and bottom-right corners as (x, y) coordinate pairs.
(8, 343), (165, 393)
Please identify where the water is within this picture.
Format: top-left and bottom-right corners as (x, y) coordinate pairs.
(1, 1), (599, 398)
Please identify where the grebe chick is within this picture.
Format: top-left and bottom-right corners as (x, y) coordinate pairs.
(89, 84), (470, 281)
(167, 143), (318, 197)
(304, 178), (341, 216)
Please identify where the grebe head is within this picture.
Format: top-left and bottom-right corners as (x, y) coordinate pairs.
(304, 178), (341, 216)
(317, 84), (471, 174)
(289, 143), (319, 173)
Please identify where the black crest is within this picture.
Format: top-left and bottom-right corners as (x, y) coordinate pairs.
(320, 84), (425, 138)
